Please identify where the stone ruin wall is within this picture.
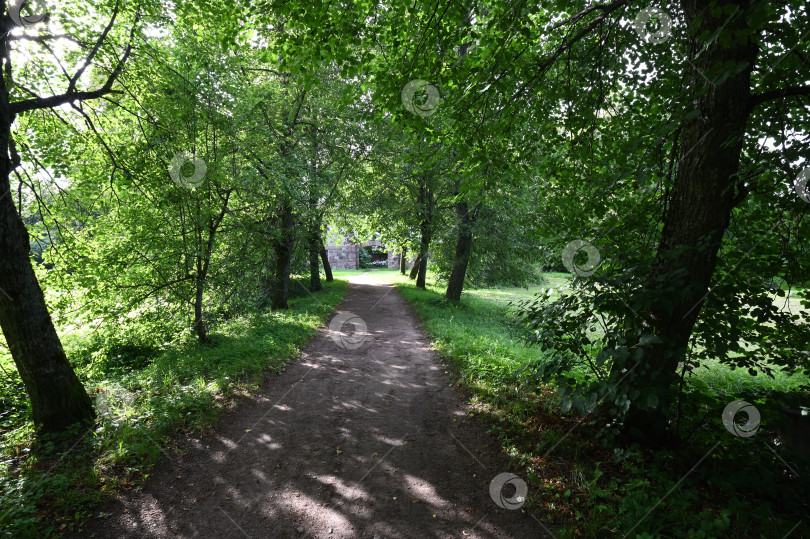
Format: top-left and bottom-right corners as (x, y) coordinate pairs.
(325, 240), (410, 271)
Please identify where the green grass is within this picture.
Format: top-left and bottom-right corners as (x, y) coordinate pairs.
(387, 272), (809, 538)
(387, 272), (546, 384)
(695, 358), (810, 396)
(462, 271), (810, 396)
(0, 279), (348, 537)
(465, 272), (571, 307)
(330, 268), (368, 277)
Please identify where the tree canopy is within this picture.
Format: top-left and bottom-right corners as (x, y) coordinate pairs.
(0, 0), (808, 535)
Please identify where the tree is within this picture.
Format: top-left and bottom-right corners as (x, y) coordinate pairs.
(626, 0), (761, 436)
(512, 0), (810, 440)
(444, 182), (477, 300)
(46, 22), (256, 346)
(0, 1), (139, 432)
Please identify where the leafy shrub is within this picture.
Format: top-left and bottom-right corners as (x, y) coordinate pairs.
(357, 246), (372, 267)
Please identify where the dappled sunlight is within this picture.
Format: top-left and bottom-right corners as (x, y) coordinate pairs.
(387, 364), (407, 370)
(2, 1), (807, 537)
(250, 468), (270, 482)
(274, 494), (356, 535)
(371, 434), (410, 447)
(255, 433), (272, 443)
(132, 497), (176, 536)
(65, 280), (543, 538)
(255, 439), (283, 451)
(401, 472), (445, 505)
(214, 436), (238, 450)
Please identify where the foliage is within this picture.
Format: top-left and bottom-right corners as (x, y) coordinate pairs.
(358, 246), (373, 268)
(516, 257), (810, 436)
(1, 0), (810, 534)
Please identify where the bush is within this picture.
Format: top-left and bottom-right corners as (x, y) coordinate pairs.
(358, 246), (372, 267)
(359, 246), (387, 269)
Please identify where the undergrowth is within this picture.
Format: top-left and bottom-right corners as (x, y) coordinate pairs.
(0, 279), (347, 537)
(391, 272), (809, 538)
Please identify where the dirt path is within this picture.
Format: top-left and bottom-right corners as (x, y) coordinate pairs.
(77, 274), (547, 538)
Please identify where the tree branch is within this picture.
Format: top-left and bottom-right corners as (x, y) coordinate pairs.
(552, 0), (632, 30)
(68, 0), (120, 93)
(10, 9), (139, 115)
(8, 33), (83, 46)
(511, 0), (630, 103)
(749, 85), (810, 110)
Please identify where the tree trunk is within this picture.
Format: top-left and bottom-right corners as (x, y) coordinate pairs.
(193, 275), (209, 344)
(445, 198), (477, 301)
(0, 115), (94, 433)
(309, 234), (322, 292)
(408, 253), (422, 280)
(399, 247), (407, 275)
(415, 179), (432, 289)
(193, 232), (212, 345)
(193, 191), (230, 344)
(626, 0), (759, 440)
(320, 241), (333, 282)
(272, 198), (295, 310)
(416, 227), (431, 289)
(307, 157), (322, 291)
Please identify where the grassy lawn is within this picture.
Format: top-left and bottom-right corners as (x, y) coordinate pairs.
(460, 271), (810, 395)
(0, 279), (348, 537)
(464, 272), (571, 307)
(388, 271), (809, 538)
(330, 268), (370, 277)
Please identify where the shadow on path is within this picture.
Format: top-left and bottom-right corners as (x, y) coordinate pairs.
(77, 274), (548, 538)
